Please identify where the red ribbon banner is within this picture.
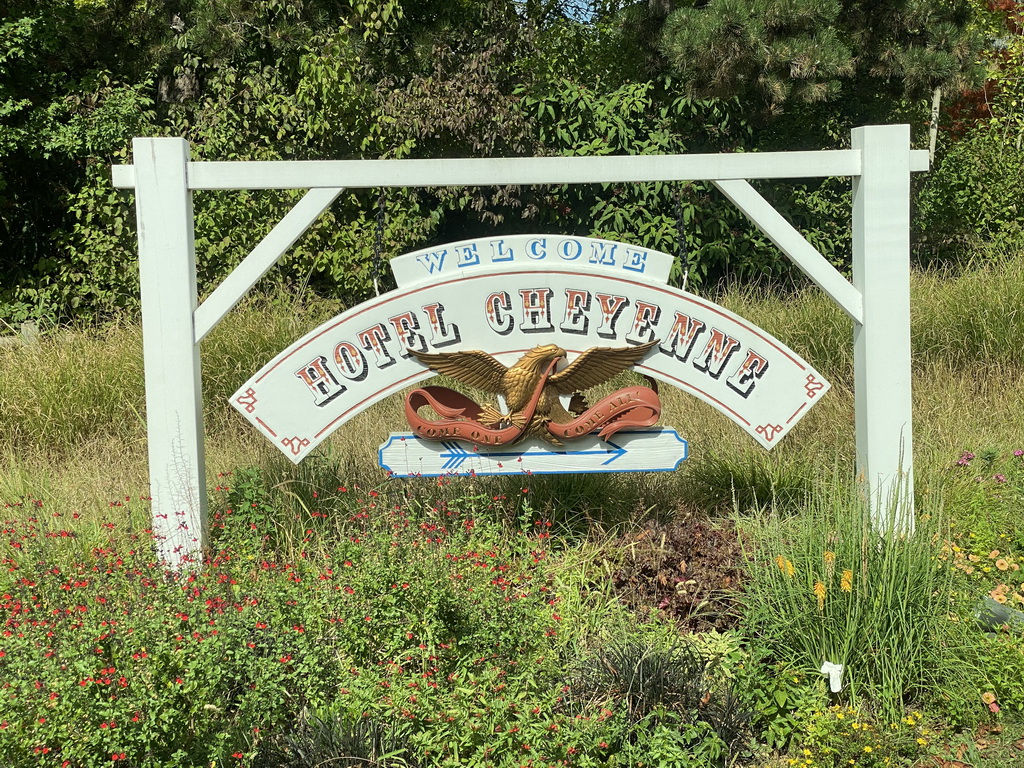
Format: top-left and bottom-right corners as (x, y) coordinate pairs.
(405, 360), (661, 446)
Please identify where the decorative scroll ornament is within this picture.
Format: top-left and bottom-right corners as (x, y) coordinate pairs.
(404, 341), (662, 447)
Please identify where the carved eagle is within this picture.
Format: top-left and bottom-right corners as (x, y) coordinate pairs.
(408, 340), (658, 441)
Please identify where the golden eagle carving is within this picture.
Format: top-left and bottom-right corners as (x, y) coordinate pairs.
(404, 341), (661, 446)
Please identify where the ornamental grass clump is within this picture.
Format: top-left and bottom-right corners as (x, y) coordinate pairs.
(739, 485), (965, 721)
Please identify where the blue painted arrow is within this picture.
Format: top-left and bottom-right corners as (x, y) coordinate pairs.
(438, 439), (626, 470)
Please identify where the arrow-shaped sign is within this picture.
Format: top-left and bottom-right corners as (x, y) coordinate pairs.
(378, 429), (688, 478)
(437, 439), (628, 470)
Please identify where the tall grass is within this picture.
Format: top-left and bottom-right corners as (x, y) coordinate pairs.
(738, 483), (968, 721)
(1, 254), (1022, 525)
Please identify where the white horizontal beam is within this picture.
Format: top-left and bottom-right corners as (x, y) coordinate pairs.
(112, 149), (930, 191)
(714, 179), (864, 323)
(193, 187), (343, 342)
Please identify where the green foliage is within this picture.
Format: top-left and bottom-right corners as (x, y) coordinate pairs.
(739, 487), (969, 722)
(265, 707), (412, 767)
(658, 0), (984, 117)
(916, 130), (1024, 254)
(570, 635), (753, 766)
(0, 0), (170, 322)
(909, 253), (1024, 371)
(919, 149), (1024, 256)
(733, 661), (828, 750)
(941, 448), (1024, 552)
(0, 484), (586, 766)
(0, 324), (145, 450)
(786, 706), (932, 767)
(965, 633), (1024, 718)
(1, 0), (929, 325)
(684, 451), (816, 511)
(915, 4), (1024, 258)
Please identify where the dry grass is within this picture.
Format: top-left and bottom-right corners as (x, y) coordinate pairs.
(1, 255), (1021, 527)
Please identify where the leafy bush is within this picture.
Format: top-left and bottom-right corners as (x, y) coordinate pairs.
(785, 705), (932, 767)
(569, 635), (753, 767)
(940, 448), (1024, 553)
(609, 514), (744, 632)
(916, 12), (1024, 261)
(3, 477), (702, 767)
(916, 129), (1024, 256)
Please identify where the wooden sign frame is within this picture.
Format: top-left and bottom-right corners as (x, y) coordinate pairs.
(113, 126), (927, 566)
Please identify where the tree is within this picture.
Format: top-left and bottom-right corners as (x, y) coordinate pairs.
(915, 1), (1024, 254)
(658, 0), (985, 124)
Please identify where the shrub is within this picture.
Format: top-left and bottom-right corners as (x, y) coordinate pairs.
(569, 635), (754, 766)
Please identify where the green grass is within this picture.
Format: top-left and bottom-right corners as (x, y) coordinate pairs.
(1, 253), (1023, 766)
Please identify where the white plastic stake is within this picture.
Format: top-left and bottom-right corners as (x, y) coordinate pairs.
(820, 661), (844, 693)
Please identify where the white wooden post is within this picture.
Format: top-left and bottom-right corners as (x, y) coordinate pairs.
(117, 128), (927, 565)
(133, 138), (208, 564)
(851, 125), (914, 533)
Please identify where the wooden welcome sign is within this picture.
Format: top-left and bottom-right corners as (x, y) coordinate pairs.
(116, 126), (924, 564)
(230, 235), (829, 477)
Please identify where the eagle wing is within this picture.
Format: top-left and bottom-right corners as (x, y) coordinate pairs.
(407, 348), (509, 393)
(547, 340), (659, 395)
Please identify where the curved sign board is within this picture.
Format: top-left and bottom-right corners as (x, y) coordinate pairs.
(231, 235), (830, 464)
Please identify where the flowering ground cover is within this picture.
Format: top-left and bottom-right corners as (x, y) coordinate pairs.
(1, 475), (765, 767)
(3, 452), (1024, 768)
(3, 256), (1024, 766)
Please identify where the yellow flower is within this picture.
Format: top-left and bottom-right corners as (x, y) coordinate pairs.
(864, 746), (873, 753)
(982, 691), (997, 705)
(814, 581), (826, 611)
(840, 569), (853, 592)
(776, 555), (795, 577)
